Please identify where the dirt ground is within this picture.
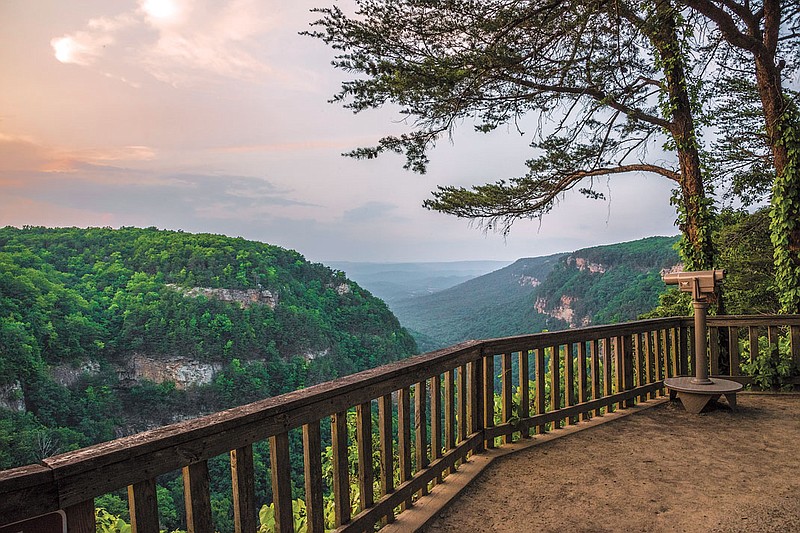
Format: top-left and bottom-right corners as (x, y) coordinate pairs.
(424, 394), (800, 533)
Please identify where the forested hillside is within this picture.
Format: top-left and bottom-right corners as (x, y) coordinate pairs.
(392, 237), (681, 350)
(391, 254), (568, 350)
(0, 226), (416, 470)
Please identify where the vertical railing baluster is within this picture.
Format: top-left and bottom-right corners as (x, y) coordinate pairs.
(444, 370), (456, 472)
(378, 394), (395, 524)
(471, 356), (485, 454)
(501, 352), (513, 442)
(622, 335), (634, 408)
(680, 324), (690, 376)
(644, 330), (654, 399)
(231, 444), (257, 533)
(614, 337), (624, 409)
(768, 326), (779, 360)
(564, 344), (575, 425)
(635, 333), (646, 402)
(550, 345), (562, 428)
(398, 388), (412, 510)
(603, 339), (613, 413)
(483, 353), (495, 448)
(356, 401), (374, 513)
(65, 500), (94, 533)
(660, 329), (670, 379)
(457, 365), (467, 445)
(670, 327), (680, 377)
(728, 326), (741, 376)
(590, 339), (601, 417)
(431, 374), (443, 481)
(303, 421), (325, 533)
(129, 478), (159, 533)
(270, 433), (294, 533)
(332, 411), (351, 525)
(414, 380), (429, 496)
(183, 461), (213, 533)
(791, 325), (800, 372)
(710, 326), (720, 376)
(578, 342), (588, 421)
(535, 347), (546, 433)
(654, 330), (664, 395)
(519, 350), (530, 436)
(749, 326), (760, 370)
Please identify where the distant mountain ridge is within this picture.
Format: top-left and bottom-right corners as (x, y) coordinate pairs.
(383, 236), (681, 350)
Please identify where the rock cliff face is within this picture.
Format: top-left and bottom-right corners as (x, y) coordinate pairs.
(535, 295), (589, 328)
(117, 355), (223, 390)
(0, 382), (25, 412)
(168, 284), (278, 309)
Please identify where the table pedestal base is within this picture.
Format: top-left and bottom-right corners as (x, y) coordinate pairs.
(664, 377), (743, 414)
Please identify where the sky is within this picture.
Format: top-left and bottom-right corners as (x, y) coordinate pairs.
(0, 0), (682, 263)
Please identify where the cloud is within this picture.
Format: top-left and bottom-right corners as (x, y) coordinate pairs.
(51, 0), (274, 86)
(342, 201), (402, 223)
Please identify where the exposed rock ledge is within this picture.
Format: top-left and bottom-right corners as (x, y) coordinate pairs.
(167, 284), (278, 309)
(117, 354), (223, 390)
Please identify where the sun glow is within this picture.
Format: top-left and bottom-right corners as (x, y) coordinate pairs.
(141, 0), (180, 21)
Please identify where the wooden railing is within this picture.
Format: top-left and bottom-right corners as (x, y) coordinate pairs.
(1, 315), (798, 532)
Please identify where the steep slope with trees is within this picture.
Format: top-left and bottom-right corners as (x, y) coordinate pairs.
(0, 226), (416, 469)
(392, 237), (681, 350)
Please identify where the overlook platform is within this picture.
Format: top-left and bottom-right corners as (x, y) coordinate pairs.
(423, 393), (800, 533)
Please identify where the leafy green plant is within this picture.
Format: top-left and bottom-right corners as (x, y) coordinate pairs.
(740, 333), (798, 390)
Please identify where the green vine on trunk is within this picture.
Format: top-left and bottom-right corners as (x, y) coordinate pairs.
(769, 100), (800, 313)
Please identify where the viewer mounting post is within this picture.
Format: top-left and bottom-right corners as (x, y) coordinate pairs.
(662, 270), (742, 413)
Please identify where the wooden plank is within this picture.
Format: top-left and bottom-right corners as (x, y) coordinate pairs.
(430, 374), (443, 480)
(535, 347), (546, 433)
(444, 370), (456, 456)
(707, 315), (800, 327)
(792, 326), (800, 371)
(483, 354), (495, 449)
(333, 434), (483, 533)
(398, 388), (412, 510)
(653, 331), (664, 397)
(749, 326), (760, 367)
(577, 342), (588, 420)
(332, 411), (351, 526)
(457, 365), (467, 444)
(128, 478), (159, 533)
(621, 335), (635, 408)
(563, 344), (575, 425)
(471, 357), (485, 453)
(183, 461), (213, 533)
(414, 381), (428, 496)
(590, 340), (601, 417)
(710, 327), (720, 376)
(519, 350), (531, 436)
(270, 432), (294, 533)
(728, 326), (741, 376)
(634, 333), (646, 402)
(485, 382), (663, 441)
(303, 422), (325, 533)
(603, 339), (614, 413)
(614, 337), (624, 408)
(501, 353), (514, 442)
(643, 330), (653, 399)
(768, 326), (779, 357)
(377, 394), (394, 524)
(65, 499), (94, 533)
(356, 402), (374, 513)
(680, 325), (689, 376)
(670, 327), (679, 377)
(659, 330), (670, 379)
(230, 444), (257, 533)
(550, 345), (561, 429)
(0, 465), (58, 525)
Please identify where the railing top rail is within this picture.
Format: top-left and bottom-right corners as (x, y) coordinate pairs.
(706, 314), (800, 327)
(481, 317), (686, 353)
